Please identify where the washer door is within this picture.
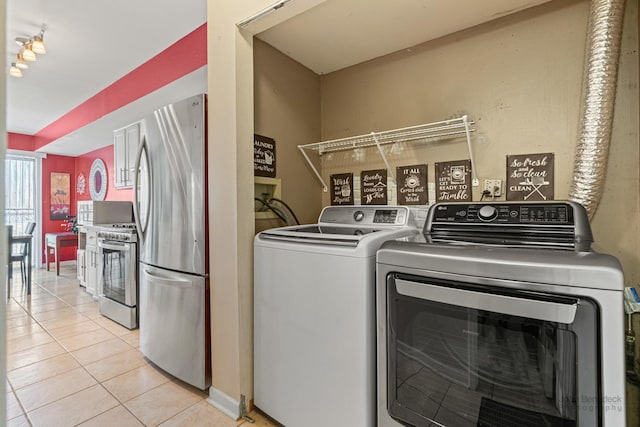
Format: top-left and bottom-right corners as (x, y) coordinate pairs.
(385, 274), (600, 427)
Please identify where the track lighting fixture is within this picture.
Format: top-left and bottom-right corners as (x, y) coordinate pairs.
(9, 25), (47, 77)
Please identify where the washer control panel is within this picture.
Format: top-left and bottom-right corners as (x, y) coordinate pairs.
(319, 206), (409, 226)
(431, 202), (573, 225)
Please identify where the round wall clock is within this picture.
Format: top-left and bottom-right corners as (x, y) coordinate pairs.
(89, 159), (107, 201)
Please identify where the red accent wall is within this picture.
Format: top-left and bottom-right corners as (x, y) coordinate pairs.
(42, 154), (77, 263)
(8, 133), (35, 151)
(33, 23), (207, 151)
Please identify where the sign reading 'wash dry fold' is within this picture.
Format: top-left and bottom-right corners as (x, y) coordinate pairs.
(361, 169), (388, 205)
(254, 134), (276, 178)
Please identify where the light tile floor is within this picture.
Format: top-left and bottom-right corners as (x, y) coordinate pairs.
(6, 263), (280, 427)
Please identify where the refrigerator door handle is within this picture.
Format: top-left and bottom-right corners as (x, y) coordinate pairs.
(133, 137), (151, 240)
(143, 268), (194, 288)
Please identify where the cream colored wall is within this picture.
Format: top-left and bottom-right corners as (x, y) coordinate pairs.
(253, 39), (322, 233)
(206, 0), (326, 412)
(207, 0), (259, 408)
(319, 0), (640, 283)
(1, 0), (7, 419)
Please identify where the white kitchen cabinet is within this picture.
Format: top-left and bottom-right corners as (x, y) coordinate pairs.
(76, 249), (86, 285)
(77, 226), (98, 295)
(114, 122), (141, 188)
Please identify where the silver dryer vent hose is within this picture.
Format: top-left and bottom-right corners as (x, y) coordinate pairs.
(568, 0), (626, 219)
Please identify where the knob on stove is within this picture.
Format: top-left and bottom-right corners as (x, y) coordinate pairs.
(478, 205), (498, 221)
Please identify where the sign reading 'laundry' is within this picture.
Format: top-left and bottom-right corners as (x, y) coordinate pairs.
(254, 134), (276, 178)
(506, 153), (555, 201)
(360, 169), (388, 205)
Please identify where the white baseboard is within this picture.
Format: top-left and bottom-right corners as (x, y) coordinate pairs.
(207, 386), (241, 420)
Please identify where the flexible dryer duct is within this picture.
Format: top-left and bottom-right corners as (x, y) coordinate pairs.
(569, 0), (626, 218)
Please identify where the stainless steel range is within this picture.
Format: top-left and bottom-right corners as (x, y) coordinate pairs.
(97, 223), (138, 329)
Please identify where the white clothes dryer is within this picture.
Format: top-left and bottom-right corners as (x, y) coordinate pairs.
(254, 205), (429, 427)
(377, 201), (625, 427)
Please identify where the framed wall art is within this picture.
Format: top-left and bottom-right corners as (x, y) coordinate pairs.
(50, 172), (71, 220)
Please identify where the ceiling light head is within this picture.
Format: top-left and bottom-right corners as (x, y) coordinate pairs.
(32, 30), (46, 54)
(9, 63), (23, 77)
(15, 37), (37, 61)
(22, 44), (37, 62)
(16, 53), (29, 69)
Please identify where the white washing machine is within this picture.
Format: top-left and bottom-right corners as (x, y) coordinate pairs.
(376, 201), (625, 427)
(254, 205), (429, 427)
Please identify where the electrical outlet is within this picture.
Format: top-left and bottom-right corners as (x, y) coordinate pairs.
(483, 179), (502, 197)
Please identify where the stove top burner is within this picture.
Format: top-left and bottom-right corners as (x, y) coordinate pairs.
(98, 223), (137, 242)
(103, 223), (136, 229)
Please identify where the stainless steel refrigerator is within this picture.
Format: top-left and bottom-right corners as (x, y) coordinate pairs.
(133, 93), (210, 390)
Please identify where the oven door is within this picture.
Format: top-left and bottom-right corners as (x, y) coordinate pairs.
(385, 273), (600, 427)
(98, 239), (137, 307)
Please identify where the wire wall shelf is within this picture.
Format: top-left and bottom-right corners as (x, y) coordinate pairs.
(298, 115), (479, 192)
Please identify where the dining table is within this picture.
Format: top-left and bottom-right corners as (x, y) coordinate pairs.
(45, 232), (78, 276)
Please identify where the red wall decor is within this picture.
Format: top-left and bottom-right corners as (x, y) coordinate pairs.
(75, 145), (134, 202)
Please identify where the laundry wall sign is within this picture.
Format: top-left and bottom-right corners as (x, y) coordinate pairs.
(360, 169), (388, 205)
(435, 160), (472, 202)
(396, 164), (428, 205)
(506, 153), (555, 201)
(254, 134), (276, 177)
(330, 172), (354, 205)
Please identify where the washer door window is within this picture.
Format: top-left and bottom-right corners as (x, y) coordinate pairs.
(386, 274), (600, 427)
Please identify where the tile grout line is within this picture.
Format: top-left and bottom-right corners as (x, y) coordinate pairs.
(23, 268), (198, 426)
(10, 278), (101, 425)
(6, 373), (32, 426)
(8, 273), (149, 426)
(8, 266), (215, 427)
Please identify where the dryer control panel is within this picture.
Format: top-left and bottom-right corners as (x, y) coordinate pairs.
(431, 202), (573, 224)
(424, 201), (593, 251)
